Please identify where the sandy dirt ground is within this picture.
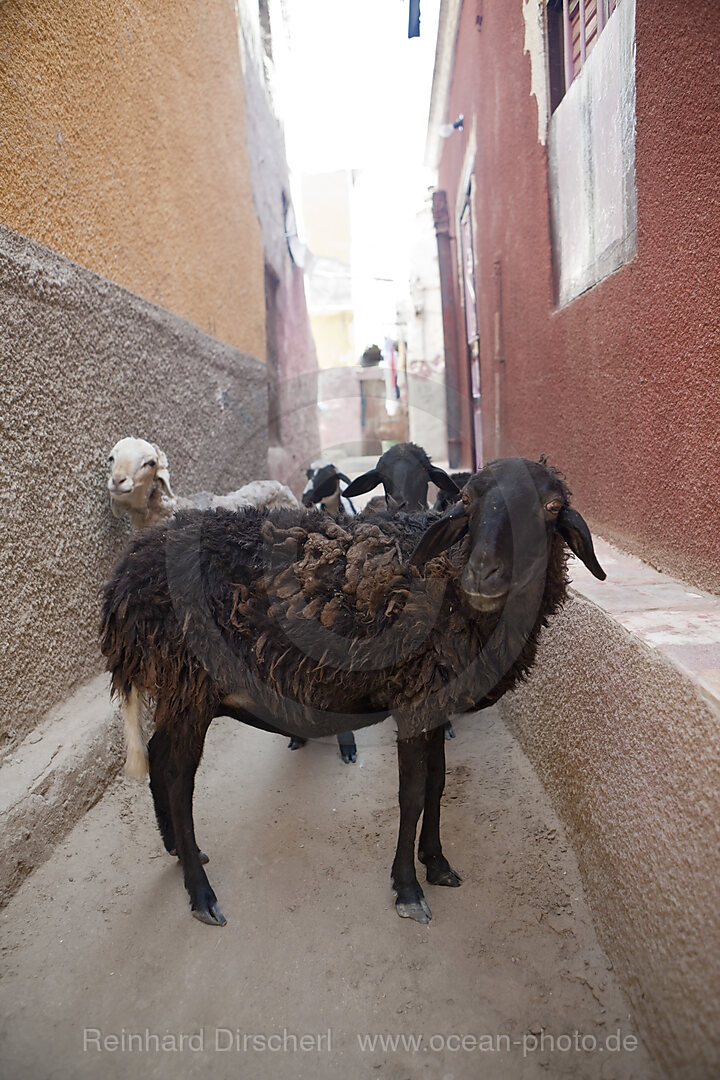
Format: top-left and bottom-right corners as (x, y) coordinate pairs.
(0, 708), (658, 1080)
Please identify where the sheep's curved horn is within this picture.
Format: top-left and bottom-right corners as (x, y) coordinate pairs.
(409, 502), (469, 567)
(427, 465), (460, 493)
(557, 507), (606, 580)
(153, 446), (175, 498)
(342, 469), (382, 498)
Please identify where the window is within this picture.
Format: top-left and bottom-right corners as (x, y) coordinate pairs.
(259, 0), (273, 61)
(546, 0), (637, 306)
(548, 0), (619, 111)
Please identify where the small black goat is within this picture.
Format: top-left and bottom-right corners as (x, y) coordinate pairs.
(301, 461), (357, 519)
(343, 442), (459, 512)
(100, 457), (605, 927)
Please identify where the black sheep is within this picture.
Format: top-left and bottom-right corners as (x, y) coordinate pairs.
(295, 460), (357, 760)
(100, 457), (605, 926)
(343, 441), (459, 512)
(432, 471), (472, 514)
(346, 441), (460, 738)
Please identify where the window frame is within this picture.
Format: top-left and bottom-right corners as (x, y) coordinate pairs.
(548, 0), (620, 110)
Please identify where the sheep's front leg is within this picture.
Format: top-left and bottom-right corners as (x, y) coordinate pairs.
(158, 718), (226, 926)
(418, 723), (462, 887)
(392, 734), (431, 923)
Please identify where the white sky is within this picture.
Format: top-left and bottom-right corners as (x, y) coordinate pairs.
(280, 0), (440, 177)
(276, 0), (441, 348)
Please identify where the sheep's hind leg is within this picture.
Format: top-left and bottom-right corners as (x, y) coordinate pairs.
(162, 717), (225, 925)
(337, 731), (357, 763)
(391, 734), (432, 923)
(418, 723), (462, 888)
(148, 729), (208, 865)
(287, 732), (357, 763)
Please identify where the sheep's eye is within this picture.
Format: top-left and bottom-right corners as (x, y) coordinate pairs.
(108, 455), (114, 464)
(143, 459), (157, 469)
(461, 492), (471, 507)
(546, 498), (563, 514)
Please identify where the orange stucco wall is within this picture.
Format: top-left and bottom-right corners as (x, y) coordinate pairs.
(0, 0), (265, 358)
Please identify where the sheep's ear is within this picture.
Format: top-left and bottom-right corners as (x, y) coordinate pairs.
(427, 465), (460, 493)
(410, 503), (469, 567)
(557, 507), (606, 580)
(342, 469), (382, 497)
(336, 471), (352, 486)
(153, 446), (175, 498)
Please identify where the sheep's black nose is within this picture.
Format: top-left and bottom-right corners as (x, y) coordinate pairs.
(465, 560), (508, 597)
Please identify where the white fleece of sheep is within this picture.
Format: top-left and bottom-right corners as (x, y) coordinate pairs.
(107, 437), (299, 527)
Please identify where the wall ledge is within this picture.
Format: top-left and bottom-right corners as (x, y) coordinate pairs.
(0, 675), (122, 908)
(501, 535), (720, 1077)
(569, 536), (720, 714)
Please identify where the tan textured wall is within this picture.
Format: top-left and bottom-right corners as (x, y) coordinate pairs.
(0, 0), (265, 357)
(0, 226), (268, 759)
(500, 595), (720, 1078)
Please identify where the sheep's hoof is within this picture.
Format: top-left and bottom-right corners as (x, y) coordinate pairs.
(340, 747), (357, 764)
(395, 896), (432, 923)
(288, 736), (306, 751)
(426, 863), (462, 887)
(444, 721), (456, 739)
(420, 852), (462, 886)
(192, 902), (227, 927)
(393, 884), (432, 923)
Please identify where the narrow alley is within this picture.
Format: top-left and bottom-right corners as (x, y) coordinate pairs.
(2, 1), (719, 1078)
(0, 708), (652, 1080)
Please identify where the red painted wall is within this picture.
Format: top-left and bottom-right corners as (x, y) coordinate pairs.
(437, 0), (720, 592)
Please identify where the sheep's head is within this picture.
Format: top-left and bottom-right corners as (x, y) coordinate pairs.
(302, 462), (352, 508)
(343, 442), (459, 512)
(431, 472), (472, 514)
(107, 437), (174, 518)
(411, 457), (605, 612)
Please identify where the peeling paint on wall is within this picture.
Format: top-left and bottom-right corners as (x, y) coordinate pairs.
(522, 0), (550, 145)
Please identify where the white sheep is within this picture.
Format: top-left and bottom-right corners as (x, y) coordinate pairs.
(107, 436), (298, 529)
